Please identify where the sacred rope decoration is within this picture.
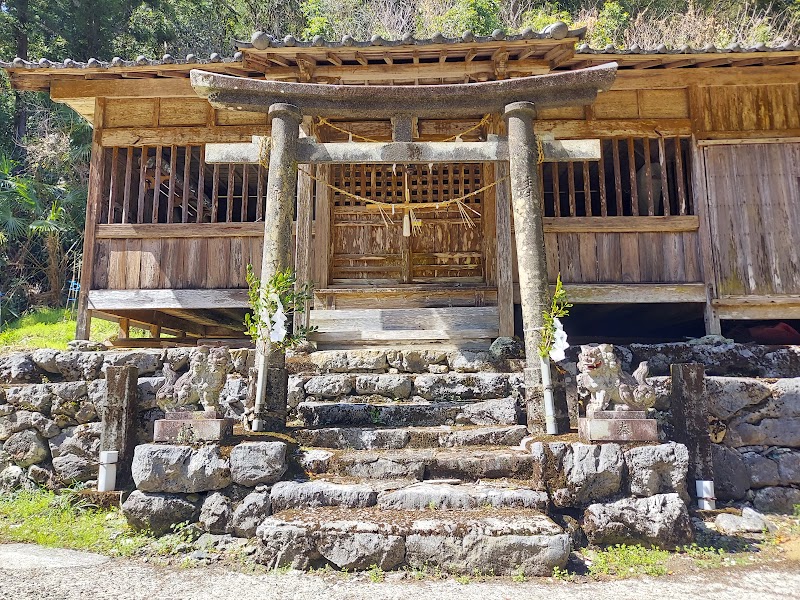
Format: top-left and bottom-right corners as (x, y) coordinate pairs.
(256, 116), (545, 236)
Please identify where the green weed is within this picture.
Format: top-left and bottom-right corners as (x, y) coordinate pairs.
(455, 574), (471, 584)
(0, 488), (150, 556)
(367, 563), (385, 583)
(587, 544), (670, 579)
(551, 565), (574, 581)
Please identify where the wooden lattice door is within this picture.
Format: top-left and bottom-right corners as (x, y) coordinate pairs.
(329, 163), (486, 285)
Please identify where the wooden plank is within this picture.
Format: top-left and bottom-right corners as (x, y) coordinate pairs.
(181, 146), (191, 223)
(542, 216), (699, 233)
(598, 142), (607, 217)
(206, 238), (230, 288)
(96, 222), (266, 238)
(551, 162), (561, 217)
(619, 233), (641, 283)
(75, 98), (106, 339)
(166, 146), (177, 223)
(108, 147), (120, 224)
(536, 119), (691, 139)
(597, 233), (622, 282)
(151, 146), (162, 223)
(138, 238), (161, 289)
(310, 329), (497, 343)
(92, 240), (109, 290)
(643, 137), (654, 216)
(107, 239), (127, 289)
(578, 232), (598, 282)
(313, 286), (498, 309)
(628, 137), (639, 216)
(313, 165), (332, 288)
(675, 137), (687, 215)
(124, 238), (142, 290)
(211, 163), (220, 222)
(582, 160), (592, 216)
(309, 306), (499, 329)
(295, 168), (314, 330)
(241, 163), (249, 221)
(494, 163), (514, 337)
(567, 162), (576, 217)
(137, 146), (148, 224)
(510, 282), (707, 304)
(612, 138), (623, 216)
(558, 233), (582, 282)
(101, 125), (268, 147)
(121, 147), (133, 224)
(88, 288), (250, 310)
(226, 164), (235, 222)
(196, 146), (206, 223)
(482, 163), (497, 286)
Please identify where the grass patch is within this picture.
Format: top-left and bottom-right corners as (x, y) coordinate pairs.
(0, 308), (151, 352)
(0, 488), (151, 556)
(587, 544), (670, 579)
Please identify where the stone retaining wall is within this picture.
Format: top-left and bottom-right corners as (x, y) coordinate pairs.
(1, 343), (799, 514)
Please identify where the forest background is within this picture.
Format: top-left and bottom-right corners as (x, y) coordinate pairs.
(0, 0), (797, 325)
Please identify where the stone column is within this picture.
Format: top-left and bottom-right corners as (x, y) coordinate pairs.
(253, 103), (302, 432)
(100, 366), (138, 488)
(505, 102), (550, 434)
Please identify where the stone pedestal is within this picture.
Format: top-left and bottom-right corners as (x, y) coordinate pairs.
(579, 411), (658, 442)
(153, 410), (233, 443)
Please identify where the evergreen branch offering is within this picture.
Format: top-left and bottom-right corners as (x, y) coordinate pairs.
(243, 265), (317, 351)
(539, 274), (572, 361)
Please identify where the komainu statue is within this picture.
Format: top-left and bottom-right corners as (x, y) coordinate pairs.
(156, 346), (231, 412)
(576, 344), (656, 418)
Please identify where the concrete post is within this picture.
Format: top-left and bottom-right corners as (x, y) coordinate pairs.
(253, 103), (302, 432)
(100, 366), (138, 488)
(505, 102), (550, 434)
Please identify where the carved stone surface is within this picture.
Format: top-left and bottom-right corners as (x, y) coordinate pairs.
(157, 346), (231, 412)
(577, 344), (656, 417)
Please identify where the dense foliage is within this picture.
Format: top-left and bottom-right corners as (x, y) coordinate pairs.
(0, 0), (797, 323)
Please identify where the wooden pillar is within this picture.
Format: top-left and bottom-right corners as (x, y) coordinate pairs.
(75, 99), (106, 340)
(495, 162), (515, 338)
(253, 103), (302, 432)
(100, 365), (138, 488)
(505, 102), (550, 434)
(295, 168), (313, 331)
(312, 164), (331, 290)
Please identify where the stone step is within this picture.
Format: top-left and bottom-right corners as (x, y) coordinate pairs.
(297, 397), (521, 428)
(295, 424), (529, 450)
(295, 372), (523, 403)
(303, 447), (540, 482)
(268, 478), (548, 512)
(256, 505), (569, 575)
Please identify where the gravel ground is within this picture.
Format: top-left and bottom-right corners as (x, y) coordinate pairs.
(0, 544), (799, 600)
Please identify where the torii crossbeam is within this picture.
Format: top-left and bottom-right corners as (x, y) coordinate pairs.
(191, 63), (618, 434)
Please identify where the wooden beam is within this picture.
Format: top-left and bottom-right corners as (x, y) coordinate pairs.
(75, 99), (105, 340)
(100, 125), (268, 147)
(542, 216), (699, 233)
(88, 288), (250, 310)
(511, 283), (708, 304)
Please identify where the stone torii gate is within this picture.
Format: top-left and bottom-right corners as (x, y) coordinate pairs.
(191, 63), (617, 433)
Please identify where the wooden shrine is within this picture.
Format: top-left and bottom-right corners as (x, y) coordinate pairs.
(3, 27), (799, 347)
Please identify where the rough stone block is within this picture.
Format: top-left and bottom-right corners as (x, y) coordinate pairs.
(624, 442), (689, 501)
(229, 441), (287, 487)
(231, 491), (271, 538)
(132, 444), (231, 493)
(270, 480), (378, 512)
(122, 490), (198, 535)
(583, 493), (694, 549)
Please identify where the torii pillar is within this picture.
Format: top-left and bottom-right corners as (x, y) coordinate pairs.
(252, 103), (302, 431)
(505, 102), (550, 434)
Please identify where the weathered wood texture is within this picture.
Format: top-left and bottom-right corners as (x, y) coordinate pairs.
(308, 306), (499, 345)
(329, 163), (486, 284)
(703, 142), (800, 297)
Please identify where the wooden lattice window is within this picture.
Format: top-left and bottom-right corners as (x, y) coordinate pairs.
(98, 145), (268, 225)
(331, 163), (485, 209)
(542, 136), (693, 217)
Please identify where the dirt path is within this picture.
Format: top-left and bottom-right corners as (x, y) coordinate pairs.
(0, 544), (798, 600)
